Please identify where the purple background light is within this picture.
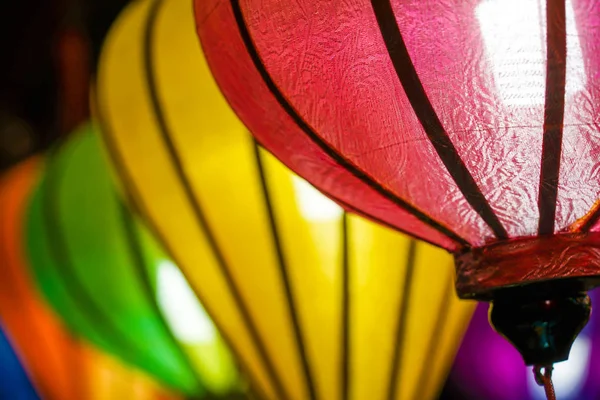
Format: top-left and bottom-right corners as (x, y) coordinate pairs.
(447, 289), (600, 400)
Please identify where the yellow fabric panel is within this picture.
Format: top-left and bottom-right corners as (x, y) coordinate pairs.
(395, 243), (460, 400)
(348, 214), (412, 400)
(420, 296), (475, 400)
(260, 149), (343, 400)
(174, 133), (306, 400)
(96, 0), (275, 398)
(181, 341), (236, 395)
(96, 0), (476, 398)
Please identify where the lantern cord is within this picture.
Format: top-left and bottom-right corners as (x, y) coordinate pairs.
(533, 365), (556, 400)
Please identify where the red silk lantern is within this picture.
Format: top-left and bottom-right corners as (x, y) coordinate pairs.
(195, 0), (600, 386)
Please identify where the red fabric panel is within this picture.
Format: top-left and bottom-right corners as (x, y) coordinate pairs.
(235, 0), (491, 243)
(557, 0), (600, 232)
(196, 0), (461, 250)
(195, 0), (600, 249)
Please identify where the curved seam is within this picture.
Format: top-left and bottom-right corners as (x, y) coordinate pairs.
(117, 199), (207, 394)
(142, 0), (289, 398)
(537, 0), (567, 235)
(386, 239), (417, 400)
(252, 141), (318, 400)
(340, 212), (350, 400)
(40, 144), (166, 381)
(411, 280), (454, 400)
(228, 0), (469, 248)
(95, 105), (268, 400)
(370, 0), (508, 240)
(0, 179), (67, 400)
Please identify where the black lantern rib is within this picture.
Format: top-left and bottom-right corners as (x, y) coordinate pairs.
(313, 188), (444, 249)
(41, 144), (160, 378)
(538, 0), (567, 235)
(141, 0), (289, 398)
(371, 0), (508, 241)
(228, 0), (470, 249)
(117, 199), (206, 393)
(386, 239), (417, 400)
(96, 110), (268, 400)
(341, 212), (350, 400)
(411, 280), (454, 400)
(252, 141), (318, 400)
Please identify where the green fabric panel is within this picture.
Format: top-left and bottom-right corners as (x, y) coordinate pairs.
(26, 190), (111, 351)
(132, 217), (241, 394)
(25, 123), (202, 395)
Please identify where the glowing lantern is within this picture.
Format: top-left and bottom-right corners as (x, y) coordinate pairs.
(0, 157), (180, 400)
(194, 0), (600, 388)
(95, 0), (474, 399)
(24, 125), (239, 397)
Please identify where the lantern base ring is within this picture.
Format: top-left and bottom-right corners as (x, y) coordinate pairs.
(454, 232), (600, 300)
(488, 282), (591, 366)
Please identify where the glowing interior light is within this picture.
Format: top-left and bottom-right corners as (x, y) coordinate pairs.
(157, 260), (216, 344)
(292, 175), (343, 222)
(476, 0), (584, 106)
(527, 335), (590, 399)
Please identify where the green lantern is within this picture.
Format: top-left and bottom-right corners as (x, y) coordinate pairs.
(25, 123), (240, 397)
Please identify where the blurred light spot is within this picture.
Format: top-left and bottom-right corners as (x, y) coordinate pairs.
(292, 176), (343, 221)
(527, 335), (590, 399)
(157, 260), (216, 343)
(476, 0), (584, 106)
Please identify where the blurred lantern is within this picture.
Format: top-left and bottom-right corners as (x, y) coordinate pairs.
(195, 0), (600, 389)
(0, 157), (180, 400)
(449, 289), (600, 400)
(24, 124), (240, 397)
(94, 0), (474, 399)
(0, 323), (40, 400)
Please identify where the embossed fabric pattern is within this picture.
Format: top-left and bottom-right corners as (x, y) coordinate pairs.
(195, 0), (600, 253)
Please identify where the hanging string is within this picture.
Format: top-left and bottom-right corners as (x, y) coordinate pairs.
(533, 365), (556, 400)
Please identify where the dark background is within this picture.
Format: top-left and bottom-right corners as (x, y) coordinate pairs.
(0, 0), (125, 170)
(0, 1), (467, 398)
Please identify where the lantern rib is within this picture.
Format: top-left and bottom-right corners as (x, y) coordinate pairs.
(411, 280), (453, 400)
(317, 188), (448, 249)
(341, 212), (350, 400)
(370, 0), (509, 241)
(117, 199), (207, 393)
(386, 239), (417, 400)
(40, 145), (163, 378)
(140, 0), (290, 398)
(228, 0), (470, 249)
(95, 107), (269, 400)
(578, 206), (600, 232)
(252, 141), (318, 400)
(537, 0), (567, 235)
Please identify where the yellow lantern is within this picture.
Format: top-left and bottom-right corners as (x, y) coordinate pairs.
(95, 0), (475, 399)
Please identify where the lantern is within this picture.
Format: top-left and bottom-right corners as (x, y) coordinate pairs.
(0, 157), (180, 400)
(449, 289), (600, 400)
(95, 0), (475, 399)
(0, 323), (40, 399)
(194, 0), (600, 385)
(24, 125), (240, 397)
